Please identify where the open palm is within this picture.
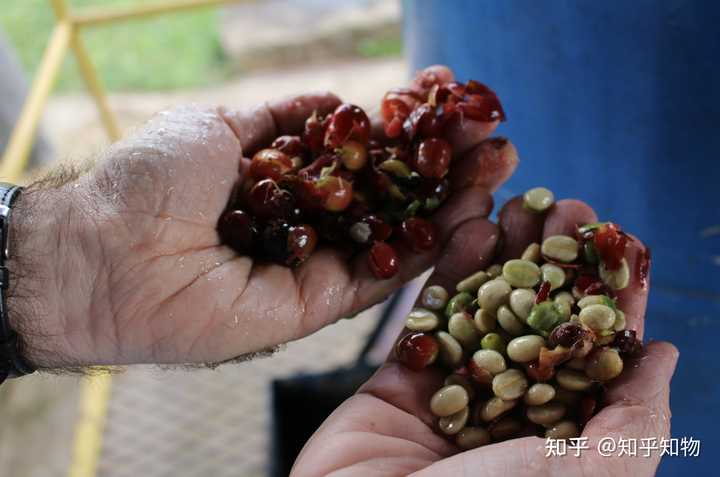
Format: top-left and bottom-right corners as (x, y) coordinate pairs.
(291, 198), (678, 477)
(52, 67), (517, 366)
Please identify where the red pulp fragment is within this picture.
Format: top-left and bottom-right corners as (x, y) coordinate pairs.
(593, 223), (628, 270)
(400, 217), (437, 252)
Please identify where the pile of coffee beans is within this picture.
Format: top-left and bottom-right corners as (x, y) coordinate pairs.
(396, 195), (647, 448)
(217, 70), (506, 278)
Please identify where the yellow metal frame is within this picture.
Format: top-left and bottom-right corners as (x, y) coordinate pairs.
(0, 1), (245, 476)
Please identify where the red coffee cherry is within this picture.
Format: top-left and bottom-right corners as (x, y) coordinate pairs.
(302, 112), (328, 153)
(396, 332), (439, 371)
(415, 138), (452, 179)
(249, 148), (293, 182)
(247, 179), (295, 220)
(315, 175), (353, 212)
(286, 224), (318, 266)
(324, 103), (371, 148)
(217, 209), (256, 254)
(368, 241), (399, 279)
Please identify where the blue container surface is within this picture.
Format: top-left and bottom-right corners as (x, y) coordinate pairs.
(405, 1), (719, 475)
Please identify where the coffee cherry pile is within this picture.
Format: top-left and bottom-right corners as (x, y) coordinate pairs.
(396, 204), (647, 448)
(217, 70), (506, 278)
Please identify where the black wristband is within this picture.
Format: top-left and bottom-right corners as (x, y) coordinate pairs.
(0, 183), (36, 384)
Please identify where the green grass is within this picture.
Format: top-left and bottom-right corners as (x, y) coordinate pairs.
(356, 36), (403, 58)
(0, 0), (227, 92)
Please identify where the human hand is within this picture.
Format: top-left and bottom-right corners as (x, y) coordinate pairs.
(291, 198), (678, 477)
(8, 66), (518, 369)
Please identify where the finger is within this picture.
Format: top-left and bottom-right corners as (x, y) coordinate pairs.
(602, 341), (678, 405)
(579, 342), (678, 476)
(614, 234), (650, 338)
(444, 117), (502, 157)
(411, 64), (455, 87)
(496, 196), (546, 262)
(448, 138), (519, 195)
(219, 92), (342, 156)
(542, 199), (598, 238)
(541, 202), (652, 337)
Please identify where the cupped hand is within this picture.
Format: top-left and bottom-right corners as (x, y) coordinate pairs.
(290, 198), (678, 477)
(12, 66), (518, 368)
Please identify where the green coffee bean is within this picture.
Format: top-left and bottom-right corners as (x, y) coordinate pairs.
(524, 383), (556, 406)
(492, 369), (529, 400)
(526, 402), (566, 426)
(420, 285), (449, 311)
(378, 158), (411, 177)
(479, 396), (517, 422)
(445, 374), (476, 401)
(436, 331), (463, 368)
(489, 417), (523, 441)
(540, 263), (566, 290)
(449, 312), (481, 350)
(599, 258), (630, 290)
(585, 348), (624, 381)
(545, 420), (580, 439)
(438, 406), (469, 435)
(613, 309), (626, 331)
(507, 335), (546, 363)
(541, 235), (579, 263)
(554, 300), (572, 321)
(430, 384), (469, 417)
(521, 242), (542, 263)
(579, 304), (616, 331)
(481, 333), (506, 354)
(478, 279), (512, 315)
(577, 295), (603, 308)
(474, 308), (497, 333)
(471, 349), (507, 375)
(405, 308), (441, 331)
(445, 292), (474, 318)
(509, 288), (535, 322)
(554, 291), (575, 307)
(456, 270), (489, 293)
(527, 301), (562, 332)
(523, 187), (555, 213)
(456, 426), (491, 449)
(502, 259), (541, 288)
(486, 264), (502, 278)
(497, 305), (525, 336)
(556, 369), (593, 391)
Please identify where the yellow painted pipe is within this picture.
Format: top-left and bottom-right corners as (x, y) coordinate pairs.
(71, 32), (121, 141)
(0, 21), (72, 181)
(73, 0), (245, 27)
(50, 0), (70, 20)
(67, 374), (113, 477)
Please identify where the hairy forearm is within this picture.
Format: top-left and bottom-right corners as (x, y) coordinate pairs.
(6, 171), (100, 369)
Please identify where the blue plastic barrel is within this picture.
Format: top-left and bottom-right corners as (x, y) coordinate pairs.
(404, 1), (719, 474)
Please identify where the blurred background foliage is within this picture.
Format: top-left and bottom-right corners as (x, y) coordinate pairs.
(0, 0), (227, 92)
(0, 0), (403, 93)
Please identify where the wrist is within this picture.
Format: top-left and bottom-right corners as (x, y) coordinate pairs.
(6, 181), (101, 369)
